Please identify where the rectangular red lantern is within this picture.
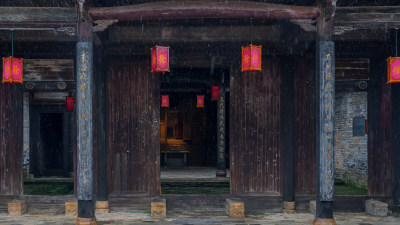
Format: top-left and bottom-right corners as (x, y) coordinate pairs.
(66, 96), (74, 112)
(241, 44), (262, 72)
(197, 95), (204, 108)
(161, 95), (169, 107)
(387, 57), (400, 83)
(151, 45), (170, 73)
(2, 56), (23, 83)
(211, 86), (220, 101)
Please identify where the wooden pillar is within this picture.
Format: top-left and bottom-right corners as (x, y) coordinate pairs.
(76, 0), (96, 224)
(95, 45), (109, 213)
(392, 30), (400, 214)
(282, 57), (295, 212)
(216, 82), (227, 177)
(314, 1), (336, 224)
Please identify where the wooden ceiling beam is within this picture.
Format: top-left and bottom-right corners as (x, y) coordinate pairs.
(89, 1), (320, 21)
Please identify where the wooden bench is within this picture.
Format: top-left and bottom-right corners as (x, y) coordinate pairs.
(162, 150), (189, 168)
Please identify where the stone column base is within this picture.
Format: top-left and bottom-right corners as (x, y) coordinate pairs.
(216, 170), (227, 177)
(283, 201), (296, 214)
(95, 201), (109, 214)
(312, 218), (337, 225)
(75, 217), (97, 225)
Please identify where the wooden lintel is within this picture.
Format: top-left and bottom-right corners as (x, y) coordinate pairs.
(90, 1), (320, 21)
(108, 25), (281, 43)
(0, 7), (77, 24)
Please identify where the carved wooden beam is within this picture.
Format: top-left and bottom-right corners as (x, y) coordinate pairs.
(89, 1), (320, 21)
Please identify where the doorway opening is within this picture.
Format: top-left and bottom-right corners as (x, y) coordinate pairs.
(159, 68), (230, 195)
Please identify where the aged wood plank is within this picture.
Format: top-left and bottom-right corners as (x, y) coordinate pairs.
(90, 1), (319, 21)
(24, 59), (74, 81)
(0, 7), (77, 24)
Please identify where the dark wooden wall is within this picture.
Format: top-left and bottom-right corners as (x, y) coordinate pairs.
(294, 56), (316, 196)
(0, 85), (23, 195)
(230, 58), (282, 195)
(107, 60), (160, 195)
(368, 56), (392, 196)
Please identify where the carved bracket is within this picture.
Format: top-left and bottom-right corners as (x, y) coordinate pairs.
(93, 19), (118, 32)
(291, 19), (316, 32)
(56, 27), (76, 36)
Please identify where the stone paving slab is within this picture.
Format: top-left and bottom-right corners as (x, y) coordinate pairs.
(0, 212), (399, 224)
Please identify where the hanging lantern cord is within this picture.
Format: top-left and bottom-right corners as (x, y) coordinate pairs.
(250, 19), (253, 45)
(11, 30), (14, 57)
(158, 19), (161, 46)
(396, 28), (398, 57)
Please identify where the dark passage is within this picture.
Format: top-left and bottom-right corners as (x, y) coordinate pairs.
(40, 113), (63, 172)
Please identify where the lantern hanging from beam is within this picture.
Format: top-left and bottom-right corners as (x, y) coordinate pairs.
(2, 56), (23, 83)
(197, 95), (205, 108)
(387, 57), (400, 84)
(161, 95), (169, 107)
(151, 46), (170, 73)
(241, 44), (262, 72)
(66, 96), (74, 112)
(211, 85), (220, 101)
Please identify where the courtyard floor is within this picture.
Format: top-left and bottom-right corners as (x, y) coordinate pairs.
(1, 212), (400, 225)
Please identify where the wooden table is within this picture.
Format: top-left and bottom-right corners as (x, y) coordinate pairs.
(162, 150), (189, 168)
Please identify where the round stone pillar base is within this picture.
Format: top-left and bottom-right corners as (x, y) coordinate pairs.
(282, 201), (296, 213)
(312, 218), (337, 225)
(75, 217), (97, 225)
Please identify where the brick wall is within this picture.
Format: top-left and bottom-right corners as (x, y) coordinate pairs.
(334, 92), (368, 188)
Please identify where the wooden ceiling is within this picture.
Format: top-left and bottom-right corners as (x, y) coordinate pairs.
(2, 0), (400, 7)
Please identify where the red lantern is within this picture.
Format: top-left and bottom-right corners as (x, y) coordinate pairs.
(211, 86), (220, 101)
(161, 95), (169, 107)
(2, 56), (23, 83)
(197, 95), (204, 108)
(241, 44), (262, 72)
(66, 97), (74, 112)
(387, 57), (400, 83)
(151, 45), (170, 73)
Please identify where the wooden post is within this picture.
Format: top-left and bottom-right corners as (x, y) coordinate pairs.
(216, 82), (227, 177)
(76, 0), (96, 224)
(282, 57), (295, 213)
(95, 45), (109, 213)
(314, 1), (336, 224)
(392, 30), (400, 214)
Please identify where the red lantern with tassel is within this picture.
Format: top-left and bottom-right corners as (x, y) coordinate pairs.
(241, 44), (262, 72)
(151, 46), (170, 73)
(387, 57), (400, 84)
(2, 56), (23, 83)
(197, 95), (205, 108)
(66, 97), (74, 112)
(211, 86), (220, 101)
(161, 95), (169, 107)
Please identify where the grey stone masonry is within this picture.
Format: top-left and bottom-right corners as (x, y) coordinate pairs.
(334, 92), (368, 188)
(23, 92), (30, 178)
(365, 199), (388, 217)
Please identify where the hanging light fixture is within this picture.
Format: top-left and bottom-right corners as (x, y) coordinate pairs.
(2, 31), (23, 83)
(66, 96), (74, 112)
(151, 19), (170, 73)
(241, 19), (262, 72)
(388, 28), (400, 84)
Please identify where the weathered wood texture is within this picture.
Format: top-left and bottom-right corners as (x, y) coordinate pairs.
(294, 57), (316, 196)
(24, 59), (74, 81)
(335, 58), (369, 81)
(90, 2), (319, 21)
(107, 60), (160, 195)
(0, 85), (23, 195)
(230, 59), (282, 195)
(0, 7), (77, 24)
(368, 56), (392, 196)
